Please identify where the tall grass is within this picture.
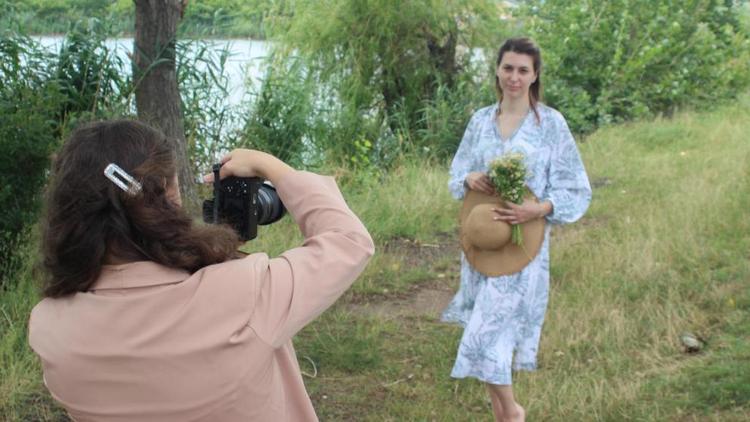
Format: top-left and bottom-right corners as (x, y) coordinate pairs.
(517, 94), (750, 421)
(0, 241), (68, 421)
(296, 94), (750, 421)
(2, 95), (749, 420)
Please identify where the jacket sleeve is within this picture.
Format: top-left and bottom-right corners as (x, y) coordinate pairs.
(248, 171), (375, 347)
(541, 111), (592, 225)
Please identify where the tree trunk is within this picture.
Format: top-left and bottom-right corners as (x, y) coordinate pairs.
(426, 28), (457, 88)
(133, 0), (196, 210)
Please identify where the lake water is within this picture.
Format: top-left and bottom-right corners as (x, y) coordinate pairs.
(36, 36), (272, 107)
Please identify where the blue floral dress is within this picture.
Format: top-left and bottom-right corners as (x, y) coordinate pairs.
(441, 103), (592, 385)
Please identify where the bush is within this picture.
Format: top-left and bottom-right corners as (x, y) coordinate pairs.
(518, 0), (750, 133)
(0, 34), (61, 285)
(52, 19), (132, 129)
(0, 20), (131, 286)
(0, 0), (280, 39)
(269, 0), (503, 164)
(238, 55), (316, 168)
(180, 0), (275, 38)
(177, 40), (246, 173)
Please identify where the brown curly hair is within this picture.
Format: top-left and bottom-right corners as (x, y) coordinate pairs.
(41, 119), (241, 297)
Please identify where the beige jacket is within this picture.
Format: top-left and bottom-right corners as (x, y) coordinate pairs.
(29, 171), (374, 421)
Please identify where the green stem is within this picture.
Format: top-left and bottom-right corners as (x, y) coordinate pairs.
(512, 224), (523, 246)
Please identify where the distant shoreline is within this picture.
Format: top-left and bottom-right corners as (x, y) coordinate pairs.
(27, 32), (267, 42)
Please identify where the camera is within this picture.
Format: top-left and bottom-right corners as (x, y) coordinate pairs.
(202, 163), (286, 241)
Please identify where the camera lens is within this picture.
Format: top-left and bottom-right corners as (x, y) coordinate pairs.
(256, 184), (285, 225)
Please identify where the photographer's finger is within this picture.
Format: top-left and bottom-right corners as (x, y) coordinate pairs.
(219, 151), (235, 164)
(201, 152), (236, 182)
(203, 161), (236, 183)
(217, 162), (238, 180)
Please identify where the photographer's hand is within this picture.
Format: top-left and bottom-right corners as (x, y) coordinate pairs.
(203, 149), (293, 185)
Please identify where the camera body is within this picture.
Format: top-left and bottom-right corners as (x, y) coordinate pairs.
(202, 164), (286, 241)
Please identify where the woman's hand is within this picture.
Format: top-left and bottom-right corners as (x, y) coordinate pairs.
(465, 172), (496, 195)
(492, 199), (552, 225)
(202, 149), (293, 185)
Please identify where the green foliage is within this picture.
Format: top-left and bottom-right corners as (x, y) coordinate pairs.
(0, 240), (68, 420)
(742, 2), (750, 33)
(488, 152), (528, 203)
(0, 0), (279, 38)
(0, 19), (131, 286)
(518, 0), (750, 133)
(251, 94), (750, 420)
(180, 0), (280, 38)
(0, 34), (61, 285)
(0, 0), (132, 35)
(238, 55), (315, 167)
(270, 0), (502, 163)
(639, 281), (750, 416)
(177, 40), (245, 172)
(53, 19), (132, 126)
(488, 151), (528, 244)
(415, 77), (495, 158)
(296, 311), (384, 373)
(3, 94), (750, 419)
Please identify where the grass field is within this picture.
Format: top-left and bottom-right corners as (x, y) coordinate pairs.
(1, 94), (749, 421)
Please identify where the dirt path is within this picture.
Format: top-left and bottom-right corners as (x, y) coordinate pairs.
(347, 233), (460, 319)
(349, 223), (586, 319)
(349, 284), (456, 319)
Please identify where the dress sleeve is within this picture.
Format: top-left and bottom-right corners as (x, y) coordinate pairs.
(448, 112), (482, 200)
(249, 171), (375, 348)
(542, 113), (592, 225)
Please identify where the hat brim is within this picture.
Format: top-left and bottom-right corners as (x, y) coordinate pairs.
(459, 189), (545, 276)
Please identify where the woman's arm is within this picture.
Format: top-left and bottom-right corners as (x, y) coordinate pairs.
(203, 149), (293, 185)
(248, 171), (375, 348)
(449, 113), (484, 199)
(204, 149), (374, 348)
(541, 112), (592, 224)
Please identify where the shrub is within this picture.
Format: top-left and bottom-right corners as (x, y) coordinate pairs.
(0, 20), (131, 286)
(518, 0), (750, 133)
(52, 19), (132, 130)
(0, 33), (61, 285)
(238, 55), (316, 168)
(177, 40), (246, 173)
(268, 0), (503, 164)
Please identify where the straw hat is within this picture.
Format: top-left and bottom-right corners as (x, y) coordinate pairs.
(459, 189), (545, 276)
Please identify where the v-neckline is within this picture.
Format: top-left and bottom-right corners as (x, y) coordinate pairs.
(494, 107), (530, 143)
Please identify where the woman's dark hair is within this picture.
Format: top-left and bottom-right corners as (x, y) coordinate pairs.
(495, 37), (542, 123)
(41, 119), (241, 297)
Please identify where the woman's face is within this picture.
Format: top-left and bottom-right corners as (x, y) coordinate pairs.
(496, 51), (537, 101)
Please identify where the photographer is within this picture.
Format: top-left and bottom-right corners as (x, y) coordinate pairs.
(28, 119), (374, 421)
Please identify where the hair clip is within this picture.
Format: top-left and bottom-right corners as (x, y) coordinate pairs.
(104, 163), (142, 195)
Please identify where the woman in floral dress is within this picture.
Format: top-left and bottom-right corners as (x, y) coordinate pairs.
(442, 37), (592, 422)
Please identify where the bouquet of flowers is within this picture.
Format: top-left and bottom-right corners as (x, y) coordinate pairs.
(488, 152), (529, 246)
